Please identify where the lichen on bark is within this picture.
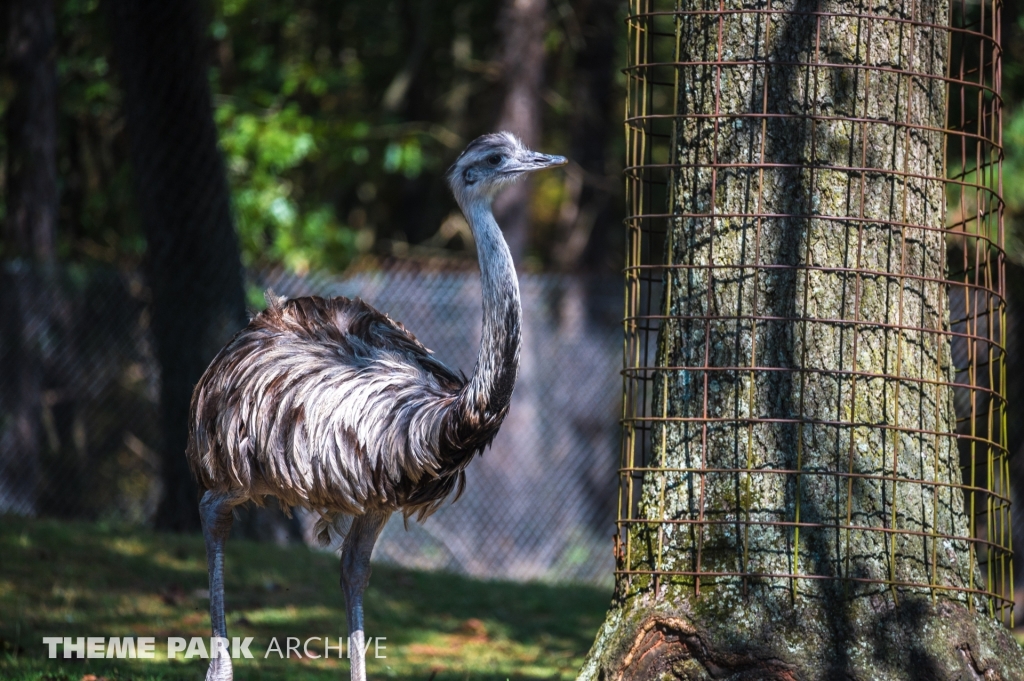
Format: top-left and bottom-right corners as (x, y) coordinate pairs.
(579, 0), (1024, 678)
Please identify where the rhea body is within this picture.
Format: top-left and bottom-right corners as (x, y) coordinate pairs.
(186, 132), (566, 681)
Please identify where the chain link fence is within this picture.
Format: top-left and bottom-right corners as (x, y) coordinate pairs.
(0, 263), (162, 524)
(0, 260), (621, 585)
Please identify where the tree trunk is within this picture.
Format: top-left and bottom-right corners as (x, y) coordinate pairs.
(1005, 262), (1024, 582)
(0, 266), (44, 515)
(108, 0), (247, 531)
(494, 0), (548, 265)
(556, 0), (620, 273)
(0, 0), (58, 515)
(5, 0), (57, 261)
(579, 1), (1024, 678)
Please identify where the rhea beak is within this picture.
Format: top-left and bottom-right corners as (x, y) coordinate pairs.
(498, 151), (569, 182)
(526, 152), (568, 170)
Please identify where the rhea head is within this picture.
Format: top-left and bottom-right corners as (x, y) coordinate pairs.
(447, 132), (567, 209)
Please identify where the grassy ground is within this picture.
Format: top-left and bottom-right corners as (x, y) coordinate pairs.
(0, 516), (610, 681)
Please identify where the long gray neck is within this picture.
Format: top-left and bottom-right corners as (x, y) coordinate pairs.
(458, 196), (522, 420)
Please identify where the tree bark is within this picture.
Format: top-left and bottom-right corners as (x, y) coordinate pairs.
(108, 0), (247, 531)
(494, 0), (548, 265)
(579, 1), (1024, 678)
(0, 0), (58, 515)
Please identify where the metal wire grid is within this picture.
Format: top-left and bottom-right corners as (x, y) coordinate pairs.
(0, 265), (162, 523)
(618, 0), (1012, 622)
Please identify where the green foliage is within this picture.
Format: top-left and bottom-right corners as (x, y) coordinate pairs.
(52, 0), (140, 263)
(1001, 110), (1024, 261)
(0, 517), (610, 680)
(997, 14), (1024, 264)
(216, 102), (355, 273)
(30, 0), (623, 272)
(204, 0), (508, 270)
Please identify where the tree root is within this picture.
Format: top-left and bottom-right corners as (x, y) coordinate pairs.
(617, 616), (798, 681)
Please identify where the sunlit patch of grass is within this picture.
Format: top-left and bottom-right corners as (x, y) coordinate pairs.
(105, 537), (149, 558)
(0, 516), (610, 680)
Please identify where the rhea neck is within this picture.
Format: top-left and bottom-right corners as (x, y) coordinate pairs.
(457, 192), (522, 419)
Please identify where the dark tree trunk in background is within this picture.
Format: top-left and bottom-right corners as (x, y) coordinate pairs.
(5, 0), (57, 262)
(382, 0), (435, 114)
(108, 0), (247, 532)
(1004, 263), (1024, 585)
(580, 0), (1024, 678)
(0, 0), (58, 514)
(390, 0), (442, 247)
(494, 0), (547, 265)
(556, 0), (619, 273)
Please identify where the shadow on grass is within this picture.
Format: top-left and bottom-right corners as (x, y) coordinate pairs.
(0, 515), (610, 681)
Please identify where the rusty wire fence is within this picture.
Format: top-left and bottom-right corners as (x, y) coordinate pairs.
(620, 0), (1012, 623)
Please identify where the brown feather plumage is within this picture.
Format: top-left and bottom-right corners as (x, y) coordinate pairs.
(186, 292), (507, 530)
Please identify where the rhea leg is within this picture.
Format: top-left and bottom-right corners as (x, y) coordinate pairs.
(340, 509), (390, 681)
(201, 490), (239, 681)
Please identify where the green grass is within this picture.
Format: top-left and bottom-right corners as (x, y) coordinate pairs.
(0, 516), (610, 681)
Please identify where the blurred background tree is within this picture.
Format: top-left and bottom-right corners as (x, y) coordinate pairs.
(1, 0), (58, 518)
(107, 0), (248, 532)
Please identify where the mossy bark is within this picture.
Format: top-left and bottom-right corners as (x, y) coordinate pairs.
(579, 0), (1024, 678)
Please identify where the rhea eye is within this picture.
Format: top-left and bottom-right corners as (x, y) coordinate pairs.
(487, 154), (503, 166)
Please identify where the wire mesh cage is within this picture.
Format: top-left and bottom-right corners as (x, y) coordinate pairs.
(619, 0), (1012, 623)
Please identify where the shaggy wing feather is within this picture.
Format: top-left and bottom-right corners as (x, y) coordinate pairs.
(187, 294), (468, 517)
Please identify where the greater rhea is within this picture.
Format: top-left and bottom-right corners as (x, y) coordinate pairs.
(187, 132), (566, 681)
